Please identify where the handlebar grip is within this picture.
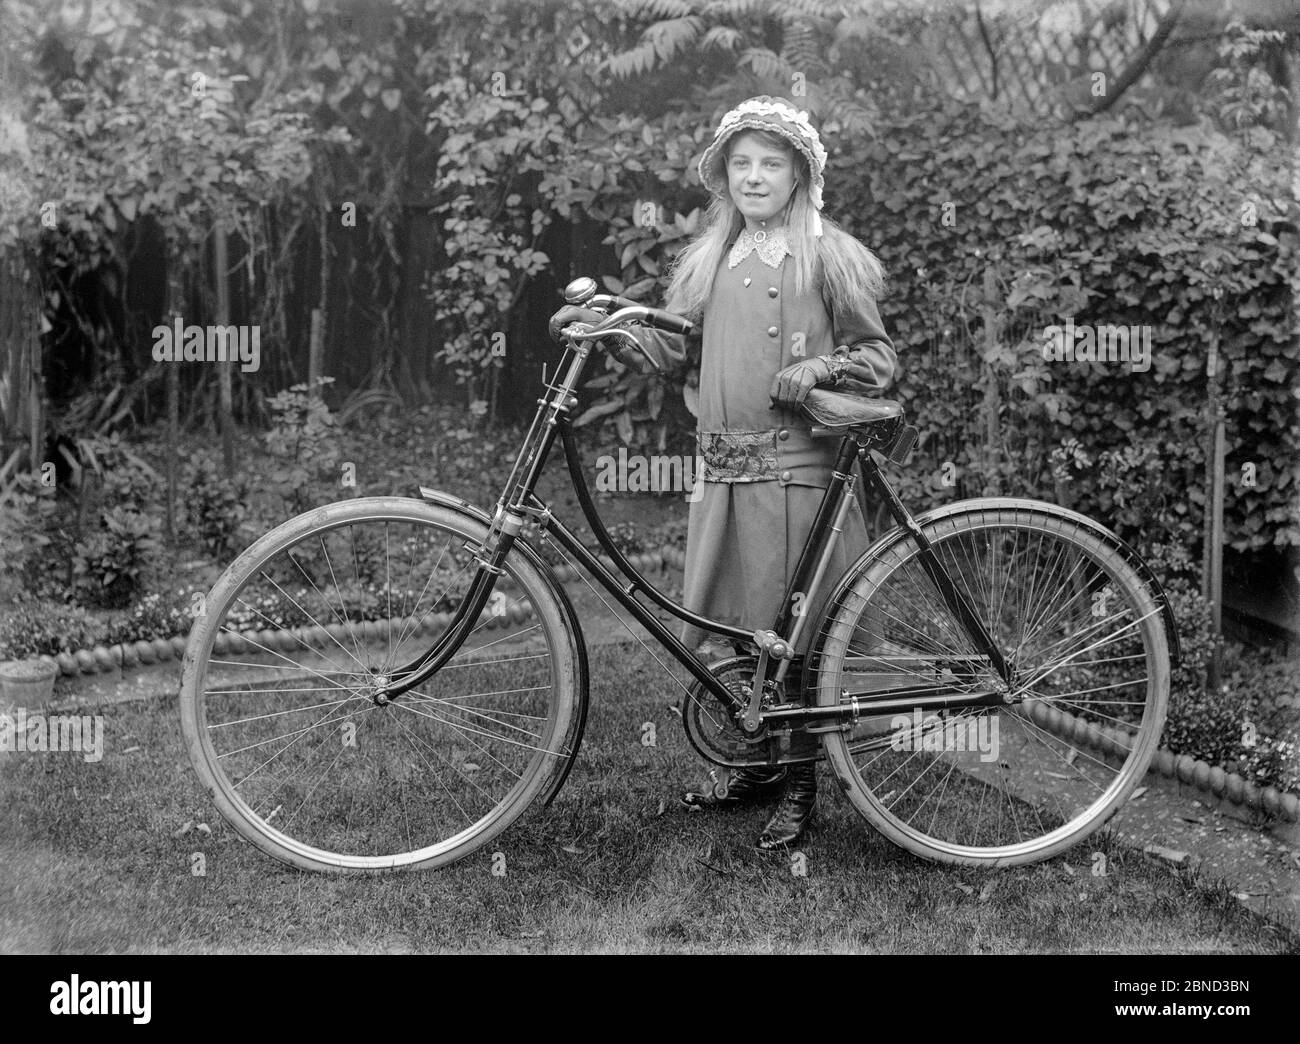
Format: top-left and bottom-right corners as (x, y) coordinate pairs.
(641, 307), (694, 336)
(604, 294), (642, 311)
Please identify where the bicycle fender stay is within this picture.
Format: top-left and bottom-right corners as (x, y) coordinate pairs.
(418, 487), (590, 805)
(817, 497), (1181, 668)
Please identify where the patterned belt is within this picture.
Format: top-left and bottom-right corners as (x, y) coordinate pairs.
(697, 430), (779, 483)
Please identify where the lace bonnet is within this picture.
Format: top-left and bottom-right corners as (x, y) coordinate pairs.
(697, 96), (828, 236)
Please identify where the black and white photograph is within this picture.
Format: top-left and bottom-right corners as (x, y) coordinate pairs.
(0, 0), (1297, 974)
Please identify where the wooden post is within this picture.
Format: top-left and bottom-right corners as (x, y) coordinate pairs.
(2, 256), (44, 478)
(308, 307), (323, 394)
(309, 200), (330, 397)
(27, 336), (41, 479)
(1202, 329), (1225, 689)
(214, 221), (235, 476)
(165, 257), (183, 548)
(981, 267), (1002, 495)
(1209, 407), (1225, 681)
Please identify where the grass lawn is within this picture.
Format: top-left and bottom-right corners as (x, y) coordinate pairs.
(1, 641), (1295, 954)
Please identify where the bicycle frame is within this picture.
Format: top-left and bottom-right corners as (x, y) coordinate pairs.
(182, 285), (1185, 874)
(380, 331), (1012, 728)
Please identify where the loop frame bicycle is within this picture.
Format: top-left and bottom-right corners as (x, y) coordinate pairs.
(180, 277), (1179, 871)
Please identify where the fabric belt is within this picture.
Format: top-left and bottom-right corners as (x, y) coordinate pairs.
(697, 429), (780, 483)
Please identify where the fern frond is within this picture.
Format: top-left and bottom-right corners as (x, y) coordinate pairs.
(637, 0), (697, 19)
(645, 15), (705, 61)
(738, 46), (791, 82)
(770, 0), (840, 22)
(780, 18), (825, 75)
(701, 0), (764, 19)
(834, 14), (870, 44)
(605, 42), (662, 79)
(701, 25), (744, 52)
(607, 0), (691, 18)
(823, 90), (878, 141)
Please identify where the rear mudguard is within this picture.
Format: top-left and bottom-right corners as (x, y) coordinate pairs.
(816, 496), (1181, 668)
(418, 487), (590, 806)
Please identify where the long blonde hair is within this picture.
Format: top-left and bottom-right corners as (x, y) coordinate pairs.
(664, 128), (886, 321)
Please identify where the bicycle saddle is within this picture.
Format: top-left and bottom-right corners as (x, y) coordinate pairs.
(799, 388), (903, 431)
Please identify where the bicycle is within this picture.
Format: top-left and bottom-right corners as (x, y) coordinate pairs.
(180, 276), (1180, 872)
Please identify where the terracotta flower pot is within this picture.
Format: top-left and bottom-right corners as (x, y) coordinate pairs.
(0, 658), (59, 706)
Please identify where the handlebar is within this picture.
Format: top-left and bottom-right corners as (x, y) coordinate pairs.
(566, 304), (694, 339)
(561, 274), (695, 340)
(562, 308), (682, 373)
(558, 276), (695, 372)
(582, 294), (694, 336)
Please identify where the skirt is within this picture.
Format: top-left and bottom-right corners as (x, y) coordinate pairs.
(679, 478), (871, 656)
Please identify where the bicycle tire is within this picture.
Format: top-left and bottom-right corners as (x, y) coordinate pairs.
(180, 496), (581, 872)
(814, 503), (1170, 868)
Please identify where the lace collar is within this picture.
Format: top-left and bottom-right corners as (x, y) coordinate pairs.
(728, 225), (792, 270)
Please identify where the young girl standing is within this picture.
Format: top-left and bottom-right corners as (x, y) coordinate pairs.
(551, 96), (897, 850)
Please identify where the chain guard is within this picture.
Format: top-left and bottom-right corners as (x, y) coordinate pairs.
(681, 655), (822, 769)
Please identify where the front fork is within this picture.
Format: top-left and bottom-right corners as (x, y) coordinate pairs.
(377, 341), (595, 703)
(376, 510), (522, 702)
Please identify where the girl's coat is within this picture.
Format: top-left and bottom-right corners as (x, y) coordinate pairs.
(638, 240), (896, 652)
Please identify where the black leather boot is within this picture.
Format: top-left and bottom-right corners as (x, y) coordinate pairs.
(755, 762), (816, 850)
(682, 765), (788, 809)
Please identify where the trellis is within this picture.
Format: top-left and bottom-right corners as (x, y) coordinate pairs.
(917, 0), (1180, 121)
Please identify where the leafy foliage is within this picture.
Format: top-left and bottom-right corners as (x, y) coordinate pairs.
(184, 453), (251, 559)
(263, 377), (345, 513)
(1164, 637), (1300, 796)
(0, 591), (97, 661)
(61, 432), (163, 514)
(851, 103), (1296, 556)
(105, 589), (195, 645)
(408, 2), (1296, 562)
(71, 504), (160, 609)
(6, 5), (338, 261)
(425, 79), (558, 407)
(0, 471), (60, 601)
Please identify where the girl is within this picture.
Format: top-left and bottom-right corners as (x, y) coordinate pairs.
(551, 96), (897, 850)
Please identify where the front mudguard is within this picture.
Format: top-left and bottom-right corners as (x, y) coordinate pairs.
(418, 487), (590, 806)
(814, 496), (1181, 668)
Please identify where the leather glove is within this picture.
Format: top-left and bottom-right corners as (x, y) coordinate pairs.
(769, 357), (833, 408)
(548, 305), (606, 344)
(605, 327), (665, 373)
(548, 305), (661, 372)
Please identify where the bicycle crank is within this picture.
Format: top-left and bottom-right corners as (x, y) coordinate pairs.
(680, 656), (823, 768)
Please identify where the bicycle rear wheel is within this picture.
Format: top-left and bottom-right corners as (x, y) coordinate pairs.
(180, 496), (582, 872)
(815, 505), (1170, 867)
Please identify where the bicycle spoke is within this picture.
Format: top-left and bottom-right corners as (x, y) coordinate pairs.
(182, 500), (578, 871)
(819, 509), (1169, 866)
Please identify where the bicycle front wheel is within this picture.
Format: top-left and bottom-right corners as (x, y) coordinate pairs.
(180, 496), (582, 872)
(815, 505), (1170, 868)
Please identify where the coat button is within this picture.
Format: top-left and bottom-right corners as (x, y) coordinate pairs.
(767, 287), (778, 298)
(779, 470), (792, 482)
(767, 326), (779, 338)
(777, 428), (789, 440)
